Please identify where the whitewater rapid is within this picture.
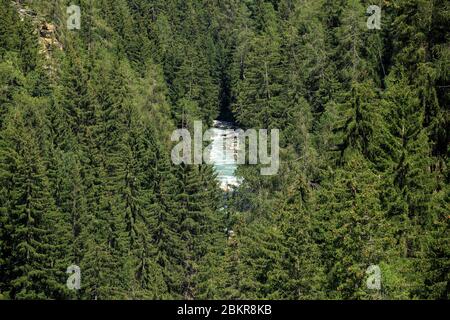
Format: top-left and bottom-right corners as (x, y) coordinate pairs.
(208, 120), (242, 190)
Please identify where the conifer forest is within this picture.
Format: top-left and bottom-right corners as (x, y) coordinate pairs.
(0, 0), (448, 300)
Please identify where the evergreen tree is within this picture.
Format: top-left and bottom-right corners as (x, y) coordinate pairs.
(0, 102), (66, 299)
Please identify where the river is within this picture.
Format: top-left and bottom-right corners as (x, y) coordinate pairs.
(208, 120), (242, 191)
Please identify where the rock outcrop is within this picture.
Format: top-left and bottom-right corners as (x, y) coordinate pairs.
(39, 21), (63, 57)
(12, 2), (63, 59)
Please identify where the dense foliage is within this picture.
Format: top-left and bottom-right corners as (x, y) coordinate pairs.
(0, 0), (448, 299)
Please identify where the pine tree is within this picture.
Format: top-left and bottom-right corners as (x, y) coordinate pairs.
(0, 0), (20, 58)
(378, 71), (438, 298)
(0, 102), (66, 299)
(315, 152), (394, 299)
(174, 164), (221, 299)
(149, 154), (185, 298)
(277, 171), (326, 299)
(233, 2), (284, 129)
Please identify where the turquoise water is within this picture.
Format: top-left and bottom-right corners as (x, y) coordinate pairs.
(208, 120), (242, 190)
